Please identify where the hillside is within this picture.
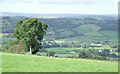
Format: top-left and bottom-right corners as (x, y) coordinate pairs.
(2, 53), (118, 72)
(1, 15), (118, 45)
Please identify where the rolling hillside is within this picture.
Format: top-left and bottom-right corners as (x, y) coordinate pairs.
(1, 14), (118, 45)
(2, 53), (118, 72)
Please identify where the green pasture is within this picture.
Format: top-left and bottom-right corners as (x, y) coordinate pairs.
(60, 30), (74, 35)
(99, 30), (118, 38)
(57, 36), (108, 41)
(74, 24), (101, 34)
(37, 52), (79, 57)
(46, 47), (81, 53)
(84, 32), (103, 36)
(2, 53), (118, 72)
(57, 36), (92, 41)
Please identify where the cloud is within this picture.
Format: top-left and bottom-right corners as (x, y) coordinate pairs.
(0, 0), (118, 14)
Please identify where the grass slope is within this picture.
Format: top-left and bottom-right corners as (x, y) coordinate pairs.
(84, 32), (103, 36)
(57, 36), (111, 41)
(58, 36), (91, 41)
(2, 53), (118, 72)
(99, 30), (118, 38)
(74, 24), (101, 34)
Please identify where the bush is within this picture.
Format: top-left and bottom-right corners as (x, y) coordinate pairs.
(79, 50), (92, 58)
(1, 39), (27, 53)
(67, 56), (78, 59)
(86, 51), (92, 58)
(1, 39), (20, 52)
(1, 44), (9, 52)
(79, 51), (86, 58)
(94, 56), (107, 60)
(36, 52), (41, 56)
(46, 51), (55, 57)
(110, 53), (117, 58)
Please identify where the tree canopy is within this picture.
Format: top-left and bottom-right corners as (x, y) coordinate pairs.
(13, 18), (48, 54)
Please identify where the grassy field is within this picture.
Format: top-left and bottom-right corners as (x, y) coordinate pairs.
(57, 36), (92, 41)
(2, 37), (14, 44)
(84, 32), (103, 36)
(60, 30), (74, 36)
(46, 47), (115, 51)
(45, 47), (80, 57)
(46, 47), (81, 53)
(37, 52), (79, 57)
(99, 30), (118, 38)
(57, 36), (117, 41)
(73, 24), (101, 34)
(55, 24), (118, 42)
(2, 53), (118, 72)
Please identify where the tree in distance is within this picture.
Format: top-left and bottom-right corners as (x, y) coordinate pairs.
(13, 18), (48, 54)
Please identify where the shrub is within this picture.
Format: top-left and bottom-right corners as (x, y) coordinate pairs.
(94, 56), (107, 60)
(86, 51), (92, 58)
(36, 52), (41, 56)
(1, 39), (27, 53)
(79, 50), (93, 59)
(79, 51), (86, 58)
(110, 53), (117, 58)
(46, 51), (55, 57)
(67, 56), (78, 59)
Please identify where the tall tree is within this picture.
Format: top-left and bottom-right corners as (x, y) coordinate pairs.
(13, 18), (48, 54)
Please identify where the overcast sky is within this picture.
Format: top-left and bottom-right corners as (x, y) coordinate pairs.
(0, 0), (118, 14)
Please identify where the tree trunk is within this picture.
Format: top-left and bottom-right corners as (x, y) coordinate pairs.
(29, 45), (32, 54)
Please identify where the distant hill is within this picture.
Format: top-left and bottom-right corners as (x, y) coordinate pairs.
(2, 12), (90, 18)
(1, 13), (118, 44)
(2, 12), (118, 19)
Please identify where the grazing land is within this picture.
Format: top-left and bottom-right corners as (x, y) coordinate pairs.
(2, 53), (118, 72)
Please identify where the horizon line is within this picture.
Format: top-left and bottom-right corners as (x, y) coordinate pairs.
(1, 11), (118, 15)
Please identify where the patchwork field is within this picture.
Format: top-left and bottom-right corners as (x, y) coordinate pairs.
(2, 53), (118, 72)
(2, 16), (118, 43)
(73, 24), (101, 34)
(37, 47), (117, 57)
(57, 36), (118, 41)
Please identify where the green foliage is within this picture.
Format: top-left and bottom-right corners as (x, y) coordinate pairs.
(13, 18), (48, 54)
(46, 51), (55, 57)
(108, 42), (118, 48)
(79, 50), (93, 58)
(79, 50), (87, 58)
(66, 56), (78, 59)
(110, 53), (117, 58)
(93, 56), (107, 60)
(1, 39), (19, 52)
(1, 45), (9, 52)
(36, 52), (42, 56)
